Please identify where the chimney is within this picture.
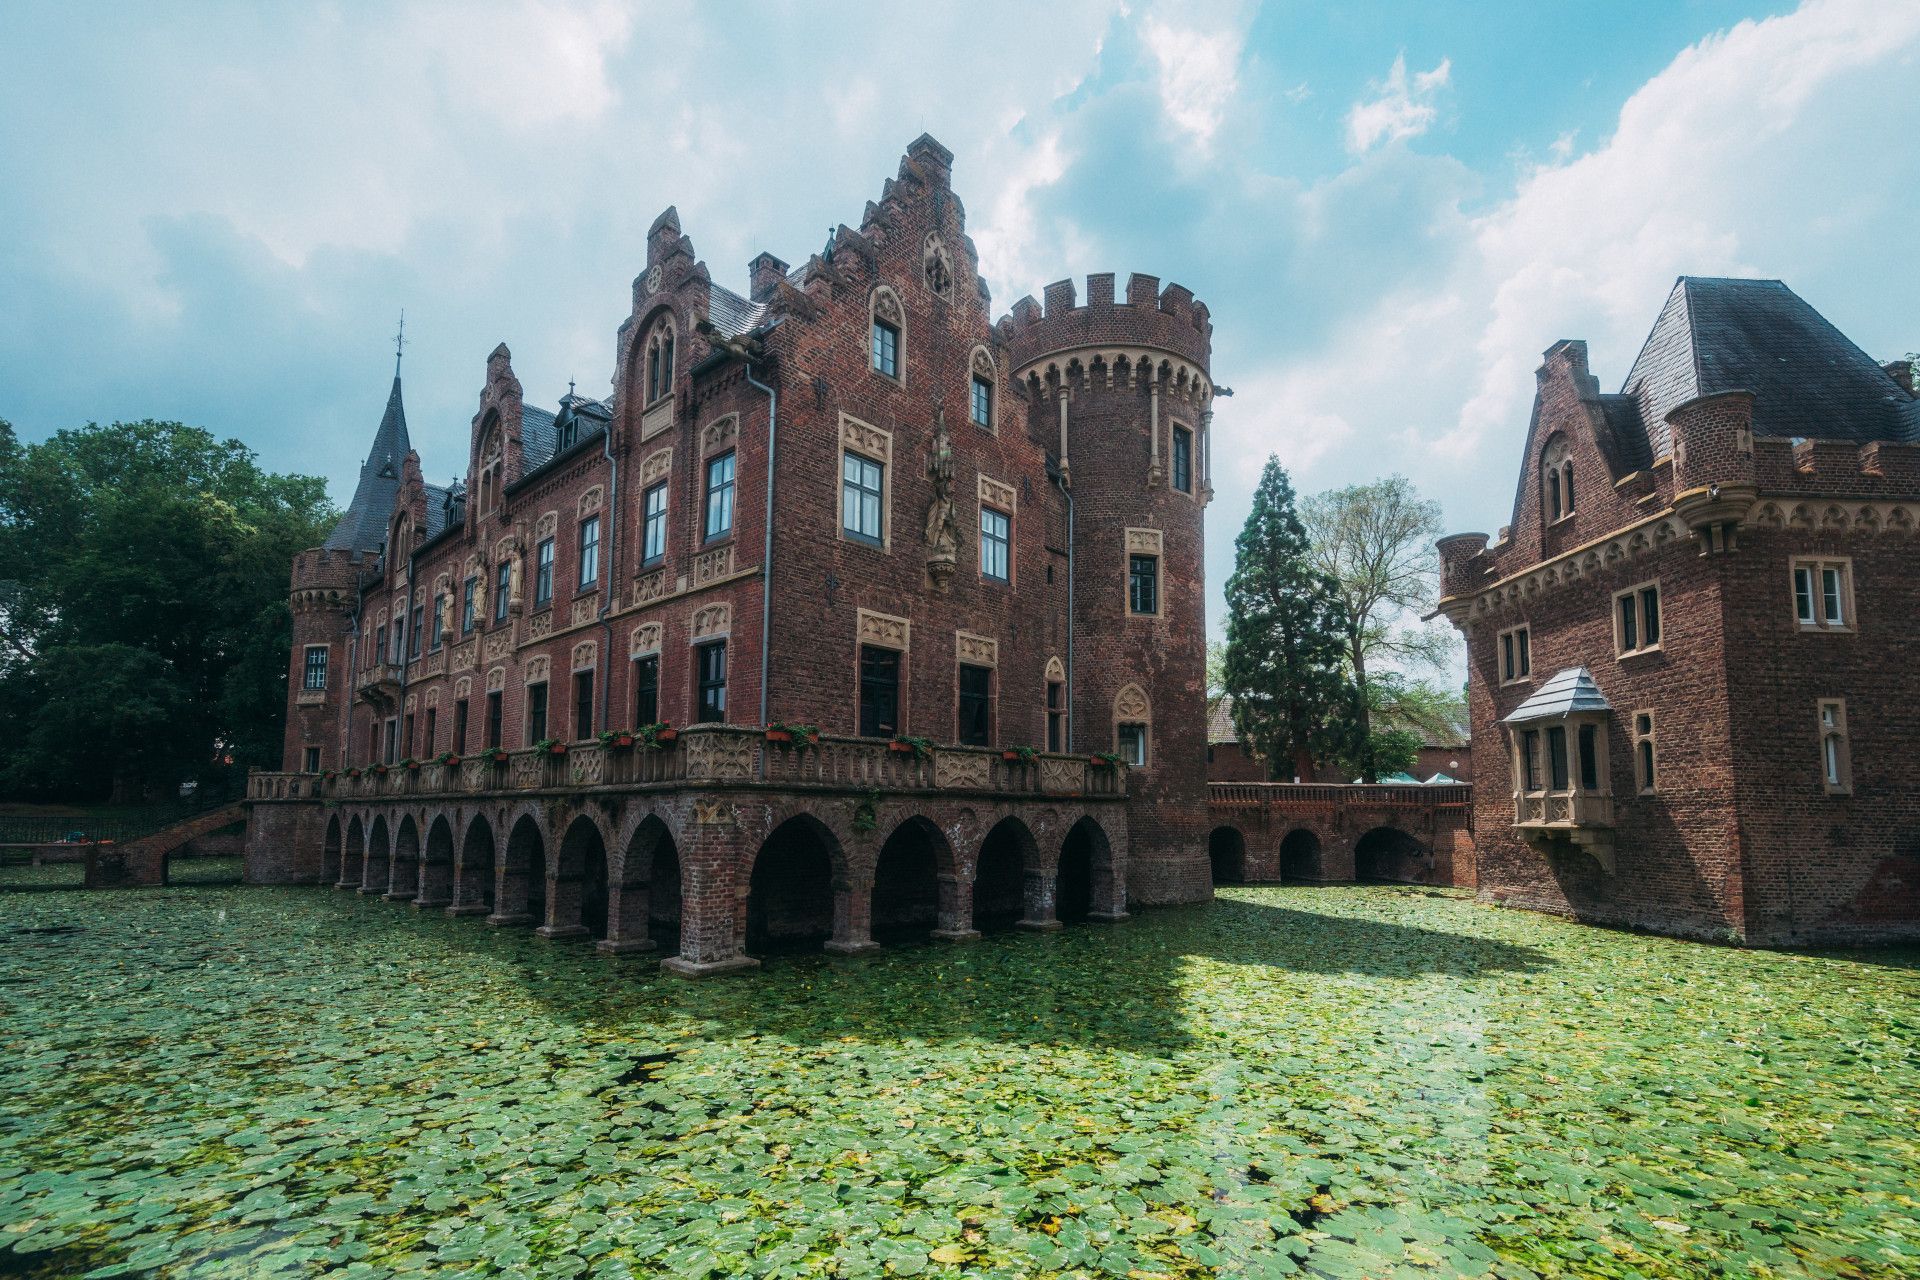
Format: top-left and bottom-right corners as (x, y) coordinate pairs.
(749, 252), (790, 303)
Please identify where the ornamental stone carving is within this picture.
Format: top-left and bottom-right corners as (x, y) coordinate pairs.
(692, 546), (733, 586)
(485, 665), (506, 693)
(524, 655), (550, 685)
(1125, 527), (1164, 556)
(685, 733), (755, 781)
(923, 233), (953, 298)
(529, 612), (553, 639)
(840, 413), (892, 462)
(510, 754), (541, 789)
(1115, 682), (1151, 720)
(452, 643), (477, 673)
(483, 632), (513, 661)
(934, 750), (991, 790)
(977, 473), (1017, 513)
(535, 511), (558, 541)
(872, 286), (903, 326)
(956, 631), (997, 667)
(570, 597), (597, 627)
(579, 486), (604, 517)
(857, 608), (910, 650)
(454, 676), (472, 700)
(1045, 656), (1065, 683)
(640, 396), (674, 442)
(923, 410), (959, 591)
(1040, 758), (1082, 794)
(630, 622), (662, 656)
(639, 448), (673, 486)
(701, 414), (738, 453)
(572, 641), (596, 671)
(693, 799), (737, 826)
(691, 602), (731, 639)
(569, 747), (606, 786)
(633, 569), (669, 607)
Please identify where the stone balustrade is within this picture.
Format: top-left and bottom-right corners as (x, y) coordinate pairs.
(1209, 782), (1471, 811)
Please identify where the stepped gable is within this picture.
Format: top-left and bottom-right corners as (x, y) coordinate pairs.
(997, 272), (1212, 374)
(1622, 276), (1918, 457)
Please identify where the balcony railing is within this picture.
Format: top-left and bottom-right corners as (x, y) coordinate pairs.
(1209, 782), (1472, 810)
(250, 727), (1127, 803)
(1512, 789), (1614, 830)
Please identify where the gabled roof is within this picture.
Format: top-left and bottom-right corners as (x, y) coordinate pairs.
(1621, 277), (1917, 457)
(1503, 667), (1612, 724)
(707, 282), (770, 340)
(1207, 697), (1239, 744)
(323, 375), (410, 553)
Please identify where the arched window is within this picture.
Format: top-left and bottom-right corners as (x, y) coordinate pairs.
(475, 420), (503, 520)
(644, 320), (676, 405)
(1542, 437), (1574, 523)
(869, 287), (905, 385)
(1114, 683), (1151, 767)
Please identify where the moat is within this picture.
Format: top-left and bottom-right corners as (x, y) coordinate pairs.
(2, 882), (1916, 1278)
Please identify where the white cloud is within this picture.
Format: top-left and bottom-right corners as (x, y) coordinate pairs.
(1345, 54), (1451, 154)
(1141, 15), (1245, 146)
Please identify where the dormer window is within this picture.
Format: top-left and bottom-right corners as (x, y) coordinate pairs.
(1503, 666), (1616, 870)
(1542, 436), (1575, 523)
(645, 324), (676, 405)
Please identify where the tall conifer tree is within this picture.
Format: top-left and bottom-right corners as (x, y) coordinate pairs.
(1223, 457), (1352, 780)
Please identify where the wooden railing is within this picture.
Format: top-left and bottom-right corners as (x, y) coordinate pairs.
(250, 727), (1127, 802)
(1209, 782), (1472, 810)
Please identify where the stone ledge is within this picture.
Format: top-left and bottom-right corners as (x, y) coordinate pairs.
(661, 954), (761, 979)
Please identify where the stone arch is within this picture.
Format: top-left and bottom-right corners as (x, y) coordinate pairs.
(1354, 826), (1430, 884)
(872, 816), (955, 943)
(973, 815), (1039, 933)
(1280, 827), (1322, 882)
(364, 815), (391, 894)
(321, 815), (342, 885)
(612, 812), (682, 955)
(1113, 682), (1152, 765)
(455, 813), (497, 914)
(342, 814), (365, 887)
(1057, 815), (1118, 924)
(1542, 432), (1574, 521)
(390, 814), (421, 900)
(546, 813), (609, 940)
(1208, 825), (1246, 887)
(494, 813), (546, 926)
(420, 813), (455, 908)
(746, 813), (845, 956)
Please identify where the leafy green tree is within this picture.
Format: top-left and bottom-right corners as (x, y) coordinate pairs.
(1301, 475), (1453, 781)
(0, 420), (333, 801)
(1223, 458), (1352, 781)
(1323, 670), (1460, 779)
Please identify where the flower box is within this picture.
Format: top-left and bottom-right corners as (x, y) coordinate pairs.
(765, 729), (793, 744)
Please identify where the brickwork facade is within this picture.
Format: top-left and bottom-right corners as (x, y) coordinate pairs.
(1438, 282), (1920, 945)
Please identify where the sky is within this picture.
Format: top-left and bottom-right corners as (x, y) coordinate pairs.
(3, 0), (1918, 639)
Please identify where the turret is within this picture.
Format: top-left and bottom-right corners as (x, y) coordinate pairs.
(999, 272), (1216, 903)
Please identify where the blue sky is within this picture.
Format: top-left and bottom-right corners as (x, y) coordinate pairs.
(3, 0), (1916, 636)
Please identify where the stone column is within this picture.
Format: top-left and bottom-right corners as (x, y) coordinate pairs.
(414, 855), (453, 910)
(486, 856), (534, 927)
(446, 847), (491, 916)
(931, 871), (979, 942)
(826, 869), (879, 955)
(597, 877), (656, 955)
(383, 851), (417, 901)
(537, 862), (590, 940)
(1016, 867), (1061, 931)
(662, 800), (759, 977)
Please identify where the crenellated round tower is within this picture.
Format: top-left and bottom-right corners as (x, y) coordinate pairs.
(283, 547), (374, 773)
(1000, 272), (1216, 904)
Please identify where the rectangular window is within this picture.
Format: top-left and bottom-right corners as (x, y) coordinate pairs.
(1172, 425), (1192, 493)
(1520, 728), (1540, 791)
(1633, 711), (1656, 794)
(526, 682), (549, 744)
(494, 561), (510, 622)
(574, 670), (594, 740)
(303, 746), (321, 773)
(971, 374), (992, 428)
(374, 625), (387, 667)
(303, 645), (329, 691)
(958, 663), (992, 746)
(1616, 582), (1661, 655)
(1819, 698), (1851, 794)
(704, 451), (735, 542)
(454, 699), (470, 754)
(1577, 723), (1599, 791)
(1128, 553), (1160, 616)
(642, 482), (668, 565)
(535, 538), (554, 607)
(633, 655), (659, 725)
(980, 506), (1010, 582)
(1046, 680), (1065, 753)
(410, 605), (424, 660)
(1498, 625), (1531, 684)
(578, 515), (600, 589)
(384, 718), (398, 764)
(424, 707), (437, 754)
(1118, 721), (1148, 767)
(1792, 558), (1852, 630)
(872, 318), (899, 378)
(403, 713), (415, 758)
(696, 640), (727, 723)
(859, 645), (900, 738)
(429, 596), (443, 652)
(486, 691), (503, 749)
(462, 577), (477, 634)
(1547, 725), (1569, 790)
(841, 451), (885, 545)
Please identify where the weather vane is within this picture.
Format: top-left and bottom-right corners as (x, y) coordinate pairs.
(393, 310), (407, 376)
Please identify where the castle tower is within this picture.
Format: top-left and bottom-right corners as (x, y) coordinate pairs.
(1001, 272), (1216, 903)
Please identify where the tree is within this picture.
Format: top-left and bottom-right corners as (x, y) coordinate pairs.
(1301, 475), (1450, 781)
(1222, 458), (1352, 780)
(1322, 670), (1463, 780)
(0, 420), (333, 802)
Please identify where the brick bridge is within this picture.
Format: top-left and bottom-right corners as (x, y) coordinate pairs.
(1205, 783), (1475, 888)
(244, 726), (1130, 976)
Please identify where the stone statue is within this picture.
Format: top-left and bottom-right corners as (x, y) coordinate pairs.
(437, 591), (453, 640)
(507, 548), (524, 609)
(471, 577), (486, 623)
(924, 410), (959, 556)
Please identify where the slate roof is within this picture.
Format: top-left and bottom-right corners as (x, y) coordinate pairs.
(1502, 667), (1612, 724)
(707, 283), (770, 340)
(1207, 697), (1239, 744)
(1621, 277), (1918, 458)
(323, 375), (410, 553)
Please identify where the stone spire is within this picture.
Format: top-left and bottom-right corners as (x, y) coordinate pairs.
(322, 368), (412, 553)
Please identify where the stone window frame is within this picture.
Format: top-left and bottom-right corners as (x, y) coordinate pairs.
(968, 345), (998, 434)
(1044, 656), (1067, 753)
(1497, 623), (1532, 686)
(1170, 421), (1195, 497)
(638, 447), (673, 568)
(1818, 698), (1851, 795)
(643, 314), (678, 408)
(577, 513), (602, 591)
(1124, 527), (1164, 620)
(857, 609), (912, 738)
(570, 641), (598, 742)
(1632, 709), (1657, 795)
(1613, 579), (1662, 658)
(1114, 682), (1152, 768)
(838, 414), (893, 551)
(700, 415), (739, 547)
(302, 644), (330, 692)
(475, 415), (504, 520)
(1790, 556), (1854, 633)
(533, 535), (556, 609)
(955, 632), (998, 746)
(869, 286), (906, 387)
(1542, 434), (1575, 525)
(978, 473), (1016, 586)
